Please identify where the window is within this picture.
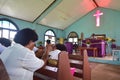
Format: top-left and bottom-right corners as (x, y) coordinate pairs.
(0, 18), (19, 42)
(44, 29), (56, 46)
(68, 32), (78, 44)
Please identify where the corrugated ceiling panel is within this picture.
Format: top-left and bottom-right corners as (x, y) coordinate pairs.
(39, 0), (96, 29)
(0, 0), (54, 22)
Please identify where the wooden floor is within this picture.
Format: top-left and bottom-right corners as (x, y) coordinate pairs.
(94, 55), (113, 60)
(90, 62), (120, 80)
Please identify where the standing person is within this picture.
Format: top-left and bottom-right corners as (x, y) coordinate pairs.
(0, 38), (11, 54)
(0, 28), (44, 80)
(45, 39), (53, 52)
(73, 42), (78, 53)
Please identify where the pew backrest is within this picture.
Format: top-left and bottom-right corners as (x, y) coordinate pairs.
(34, 51), (74, 80)
(0, 59), (10, 80)
(68, 50), (91, 80)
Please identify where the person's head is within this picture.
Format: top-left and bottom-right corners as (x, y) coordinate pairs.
(55, 44), (67, 51)
(0, 38), (11, 47)
(14, 28), (38, 50)
(46, 40), (51, 44)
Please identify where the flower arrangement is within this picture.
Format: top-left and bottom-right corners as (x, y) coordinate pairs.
(37, 41), (43, 46)
(85, 39), (91, 47)
(105, 37), (112, 42)
(105, 37), (116, 42)
(78, 38), (82, 41)
(111, 39), (116, 42)
(86, 39), (91, 44)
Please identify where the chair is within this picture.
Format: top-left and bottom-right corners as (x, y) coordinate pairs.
(0, 59), (10, 80)
(112, 46), (120, 61)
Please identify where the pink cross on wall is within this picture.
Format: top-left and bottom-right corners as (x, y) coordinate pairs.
(93, 10), (103, 27)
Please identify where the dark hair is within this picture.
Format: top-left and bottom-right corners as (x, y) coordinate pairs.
(56, 44), (67, 51)
(14, 28), (38, 46)
(0, 38), (11, 47)
(46, 40), (51, 44)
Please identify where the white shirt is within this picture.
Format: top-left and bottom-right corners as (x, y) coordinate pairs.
(49, 50), (61, 60)
(45, 50), (61, 72)
(0, 43), (44, 80)
(33, 46), (38, 52)
(0, 43), (6, 54)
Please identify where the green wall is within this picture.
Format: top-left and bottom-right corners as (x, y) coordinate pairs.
(0, 15), (63, 44)
(64, 7), (120, 45)
(64, 7), (120, 65)
(1, 7), (120, 45)
(1, 7), (120, 64)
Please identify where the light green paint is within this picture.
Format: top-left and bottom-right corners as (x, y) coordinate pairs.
(64, 8), (120, 45)
(0, 15), (63, 43)
(1, 7), (120, 64)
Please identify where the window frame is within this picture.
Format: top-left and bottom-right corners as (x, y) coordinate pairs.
(0, 18), (19, 41)
(67, 31), (79, 44)
(44, 29), (56, 46)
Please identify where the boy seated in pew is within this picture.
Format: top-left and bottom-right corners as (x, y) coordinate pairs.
(45, 43), (67, 72)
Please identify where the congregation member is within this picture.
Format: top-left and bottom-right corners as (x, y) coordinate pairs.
(45, 39), (54, 52)
(0, 28), (45, 80)
(0, 38), (11, 54)
(45, 43), (67, 72)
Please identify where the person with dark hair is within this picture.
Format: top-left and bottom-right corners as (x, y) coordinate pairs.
(0, 38), (11, 47)
(45, 39), (53, 52)
(45, 43), (67, 72)
(0, 28), (44, 80)
(55, 44), (67, 51)
(0, 38), (11, 54)
(46, 39), (51, 44)
(49, 43), (67, 60)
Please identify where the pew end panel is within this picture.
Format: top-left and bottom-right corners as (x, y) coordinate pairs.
(68, 50), (91, 80)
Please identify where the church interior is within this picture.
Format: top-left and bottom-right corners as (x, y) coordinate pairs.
(0, 0), (120, 80)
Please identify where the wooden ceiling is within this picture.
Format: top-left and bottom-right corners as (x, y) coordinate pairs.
(0, 0), (120, 30)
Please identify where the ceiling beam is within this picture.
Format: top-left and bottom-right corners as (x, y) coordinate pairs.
(93, 0), (99, 7)
(33, 0), (62, 24)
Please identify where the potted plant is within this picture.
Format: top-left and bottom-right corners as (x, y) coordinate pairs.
(37, 41), (43, 47)
(111, 39), (116, 43)
(86, 39), (91, 47)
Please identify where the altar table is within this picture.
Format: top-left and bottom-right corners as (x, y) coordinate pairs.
(78, 47), (98, 57)
(82, 39), (106, 57)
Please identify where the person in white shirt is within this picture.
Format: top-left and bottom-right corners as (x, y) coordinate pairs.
(46, 43), (67, 72)
(0, 43), (6, 54)
(0, 38), (11, 54)
(33, 46), (38, 53)
(49, 44), (67, 59)
(0, 28), (45, 80)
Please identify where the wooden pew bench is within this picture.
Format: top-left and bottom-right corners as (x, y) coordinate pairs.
(34, 50), (91, 80)
(0, 59), (10, 80)
(33, 51), (74, 80)
(68, 50), (91, 80)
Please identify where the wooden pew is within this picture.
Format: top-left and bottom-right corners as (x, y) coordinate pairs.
(68, 50), (91, 80)
(33, 51), (74, 80)
(0, 59), (10, 80)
